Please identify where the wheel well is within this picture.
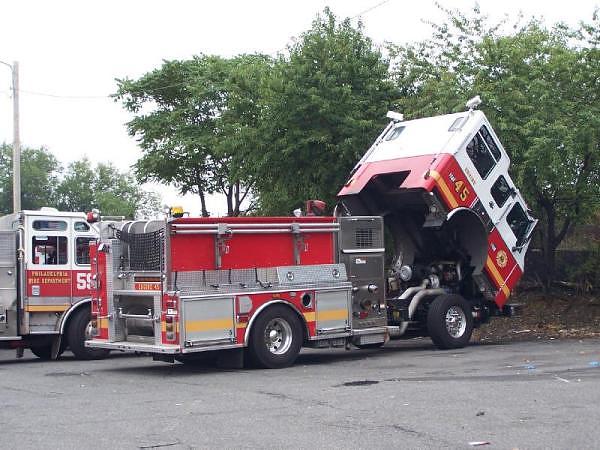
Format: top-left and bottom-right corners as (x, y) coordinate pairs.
(59, 300), (91, 342)
(244, 301), (308, 347)
(444, 208), (488, 274)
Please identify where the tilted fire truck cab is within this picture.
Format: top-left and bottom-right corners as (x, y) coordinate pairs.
(86, 104), (536, 368)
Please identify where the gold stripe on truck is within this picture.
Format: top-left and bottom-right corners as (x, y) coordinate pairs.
(185, 318), (233, 333)
(316, 309), (348, 322)
(430, 170), (459, 209)
(485, 256), (510, 297)
(25, 304), (70, 312)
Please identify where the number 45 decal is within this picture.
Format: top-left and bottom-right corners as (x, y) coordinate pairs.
(76, 273), (92, 290)
(454, 180), (470, 202)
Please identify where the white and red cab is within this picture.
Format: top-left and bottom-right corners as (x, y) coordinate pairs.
(0, 208), (108, 359)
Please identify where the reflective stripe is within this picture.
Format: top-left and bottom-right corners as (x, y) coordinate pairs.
(303, 312), (316, 322)
(25, 304), (70, 312)
(317, 308), (348, 322)
(185, 318), (233, 333)
(485, 256), (510, 297)
(430, 170), (459, 209)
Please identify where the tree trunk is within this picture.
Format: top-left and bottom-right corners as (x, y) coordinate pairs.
(233, 181), (241, 217)
(226, 185), (234, 217)
(198, 190), (209, 217)
(541, 220), (556, 292)
(539, 197), (572, 291)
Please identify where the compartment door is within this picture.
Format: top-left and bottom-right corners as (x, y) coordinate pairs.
(315, 290), (350, 334)
(0, 231), (18, 337)
(182, 296), (235, 347)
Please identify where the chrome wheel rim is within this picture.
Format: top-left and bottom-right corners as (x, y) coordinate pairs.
(85, 321), (94, 340)
(445, 306), (467, 338)
(264, 318), (293, 355)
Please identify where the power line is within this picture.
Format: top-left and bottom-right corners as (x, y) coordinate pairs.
(351, 0), (391, 19)
(18, 88), (109, 100)
(13, 81), (194, 101)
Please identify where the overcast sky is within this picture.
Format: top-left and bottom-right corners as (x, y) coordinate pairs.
(0, 0), (597, 215)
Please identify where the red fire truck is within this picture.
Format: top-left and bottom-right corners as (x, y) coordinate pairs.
(86, 101), (537, 369)
(0, 208), (111, 359)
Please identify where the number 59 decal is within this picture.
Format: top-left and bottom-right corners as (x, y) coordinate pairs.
(76, 272), (92, 290)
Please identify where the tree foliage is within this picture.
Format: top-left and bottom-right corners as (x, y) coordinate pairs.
(55, 158), (160, 218)
(0, 144), (159, 218)
(251, 8), (398, 214)
(391, 6), (600, 286)
(0, 143), (59, 213)
(115, 54), (271, 216)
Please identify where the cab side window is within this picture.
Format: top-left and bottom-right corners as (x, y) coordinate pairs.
(74, 221), (90, 232)
(466, 125), (502, 179)
(507, 203), (532, 243)
(75, 237), (95, 265)
(491, 175), (511, 207)
(32, 236), (68, 265)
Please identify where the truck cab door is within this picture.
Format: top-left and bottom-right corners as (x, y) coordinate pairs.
(24, 216), (71, 333)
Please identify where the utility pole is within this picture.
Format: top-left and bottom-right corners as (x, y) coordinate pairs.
(12, 61), (20, 212)
(0, 60), (20, 212)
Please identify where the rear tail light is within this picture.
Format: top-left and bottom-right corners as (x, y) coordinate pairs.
(162, 293), (179, 344)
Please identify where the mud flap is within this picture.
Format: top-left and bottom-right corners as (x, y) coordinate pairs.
(216, 348), (244, 369)
(51, 336), (62, 360)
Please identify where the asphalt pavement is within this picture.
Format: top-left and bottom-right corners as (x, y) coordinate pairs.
(1, 338), (599, 449)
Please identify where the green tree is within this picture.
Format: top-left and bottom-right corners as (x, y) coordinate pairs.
(55, 157), (160, 218)
(0, 143), (59, 214)
(252, 8), (398, 214)
(391, 6), (600, 287)
(115, 54), (271, 216)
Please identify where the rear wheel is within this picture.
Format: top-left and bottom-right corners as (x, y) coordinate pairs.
(427, 294), (474, 349)
(67, 307), (110, 360)
(248, 305), (302, 369)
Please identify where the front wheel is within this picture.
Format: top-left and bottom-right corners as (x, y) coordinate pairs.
(248, 305), (303, 369)
(67, 307), (110, 360)
(427, 294), (474, 349)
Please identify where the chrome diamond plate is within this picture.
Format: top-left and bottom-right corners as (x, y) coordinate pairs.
(277, 264), (348, 285)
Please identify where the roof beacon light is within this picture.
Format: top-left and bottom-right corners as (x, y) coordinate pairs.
(86, 209), (100, 223)
(386, 111), (404, 122)
(466, 95), (482, 111)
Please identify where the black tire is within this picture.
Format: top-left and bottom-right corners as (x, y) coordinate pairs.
(30, 345), (52, 360)
(67, 307), (110, 360)
(427, 294), (474, 350)
(247, 305), (303, 369)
